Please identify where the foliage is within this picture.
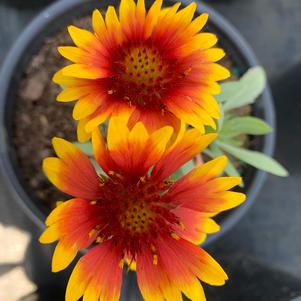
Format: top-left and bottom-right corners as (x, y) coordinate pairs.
(210, 66), (288, 179)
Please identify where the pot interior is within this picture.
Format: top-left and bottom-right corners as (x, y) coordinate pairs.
(4, 0), (264, 227)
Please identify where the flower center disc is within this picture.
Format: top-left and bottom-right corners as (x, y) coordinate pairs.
(110, 44), (175, 109)
(120, 202), (154, 234)
(96, 178), (178, 256)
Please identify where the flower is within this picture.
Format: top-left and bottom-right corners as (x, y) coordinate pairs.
(53, 0), (229, 142)
(40, 118), (245, 301)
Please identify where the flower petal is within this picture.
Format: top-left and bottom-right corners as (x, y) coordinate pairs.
(53, 70), (86, 86)
(144, 0), (163, 38)
(177, 239), (228, 286)
(191, 63), (230, 81)
(108, 120), (148, 177)
(92, 9), (106, 38)
(166, 156), (246, 213)
(152, 131), (217, 181)
(143, 126), (174, 170)
(84, 104), (113, 133)
(136, 0), (146, 28)
(107, 115), (130, 153)
(137, 236), (227, 301)
(105, 6), (123, 45)
(40, 198), (103, 272)
(91, 128), (115, 174)
(207, 177), (242, 191)
(166, 97), (217, 132)
(43, 138), (101, 199)
(120, 0), (136, 38)
(68, 25), (99, 49)
(184, 13), (208, 36)
(178, 155), (227, 182)
(52, 241), (77, 272)
(72, 94), (102, 120)
(77, 118), (92, 143)
(58, 46), (89, 63)
(56, 86), (90, 102)
(66, 241), (123, 301)
(61, 64), (110, 79)
(173, 33), (218, 57)
(172, 207), (220, 244)
(201, 48), (226, 63)
(191, 92), (221, 119)
(151, 2), (196, 48)
(152, 2), (181, 44)
(39, 224), (59, 244)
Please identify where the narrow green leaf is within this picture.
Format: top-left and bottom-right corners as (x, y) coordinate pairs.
(203, 148), (215, 159)
(181, 160), (195, 175)
(217, 141), (288, 177)
(220, 116), (272, 137)
(171, 168), (183, 180)
(73, 141), (93, 157)
(90, 158), (106, 176)
(216, 103), (224, 132)
(217, 66), (266, 111)
(171, 160), (195, 180)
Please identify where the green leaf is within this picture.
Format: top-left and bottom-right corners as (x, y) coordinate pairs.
(73, 141), (93, 157)
(202, 148), (215, 159)
(171, 168), (183, 180)
(216, 66), (266, 111)
(181, 160), (195, 175)
(90, 158), (106, 176)
(216, 103), (224, 132)
(215, 82), (239, 103)
(224, 137), (245, 147)
(217, 141), (288, 177)
(220, 116), (272, 137)
(171, 160), (195, 180)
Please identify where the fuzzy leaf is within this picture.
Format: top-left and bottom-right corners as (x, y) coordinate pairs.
(220, 116), (272, 137)
(181, 160), (195, 175)
(73, 141), (93, 157)
(171, 160), (195, 180)
(216, 103), (224, 132)
(90, 158), (106, 176)
(217, 141), (288, 177)
(216, 66), (266, 111)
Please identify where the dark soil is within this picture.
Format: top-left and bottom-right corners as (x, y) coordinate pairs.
(12, 16), (243, 211)
(13, 17), (92, 209)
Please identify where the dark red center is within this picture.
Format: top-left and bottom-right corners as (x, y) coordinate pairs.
(108, 42), (182, 110)
(91, 173), (179, 260)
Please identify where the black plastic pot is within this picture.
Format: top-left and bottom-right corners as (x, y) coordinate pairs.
(0, 0), (275, 290)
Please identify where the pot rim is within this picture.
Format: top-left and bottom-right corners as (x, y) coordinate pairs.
(0, 0), (275, 246)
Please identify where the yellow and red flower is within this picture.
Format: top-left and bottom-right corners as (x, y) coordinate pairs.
(53, 0), (229, 142)
(40, 118), (245, 301)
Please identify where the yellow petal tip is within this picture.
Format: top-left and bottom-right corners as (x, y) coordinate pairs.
(51, 137), (65, 148)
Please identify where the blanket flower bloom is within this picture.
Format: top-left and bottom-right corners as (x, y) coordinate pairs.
(53, 0), (229, 142)
(40, 118), (245, 301)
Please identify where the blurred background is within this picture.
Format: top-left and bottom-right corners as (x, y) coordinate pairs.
(0, 0), (300, 300)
